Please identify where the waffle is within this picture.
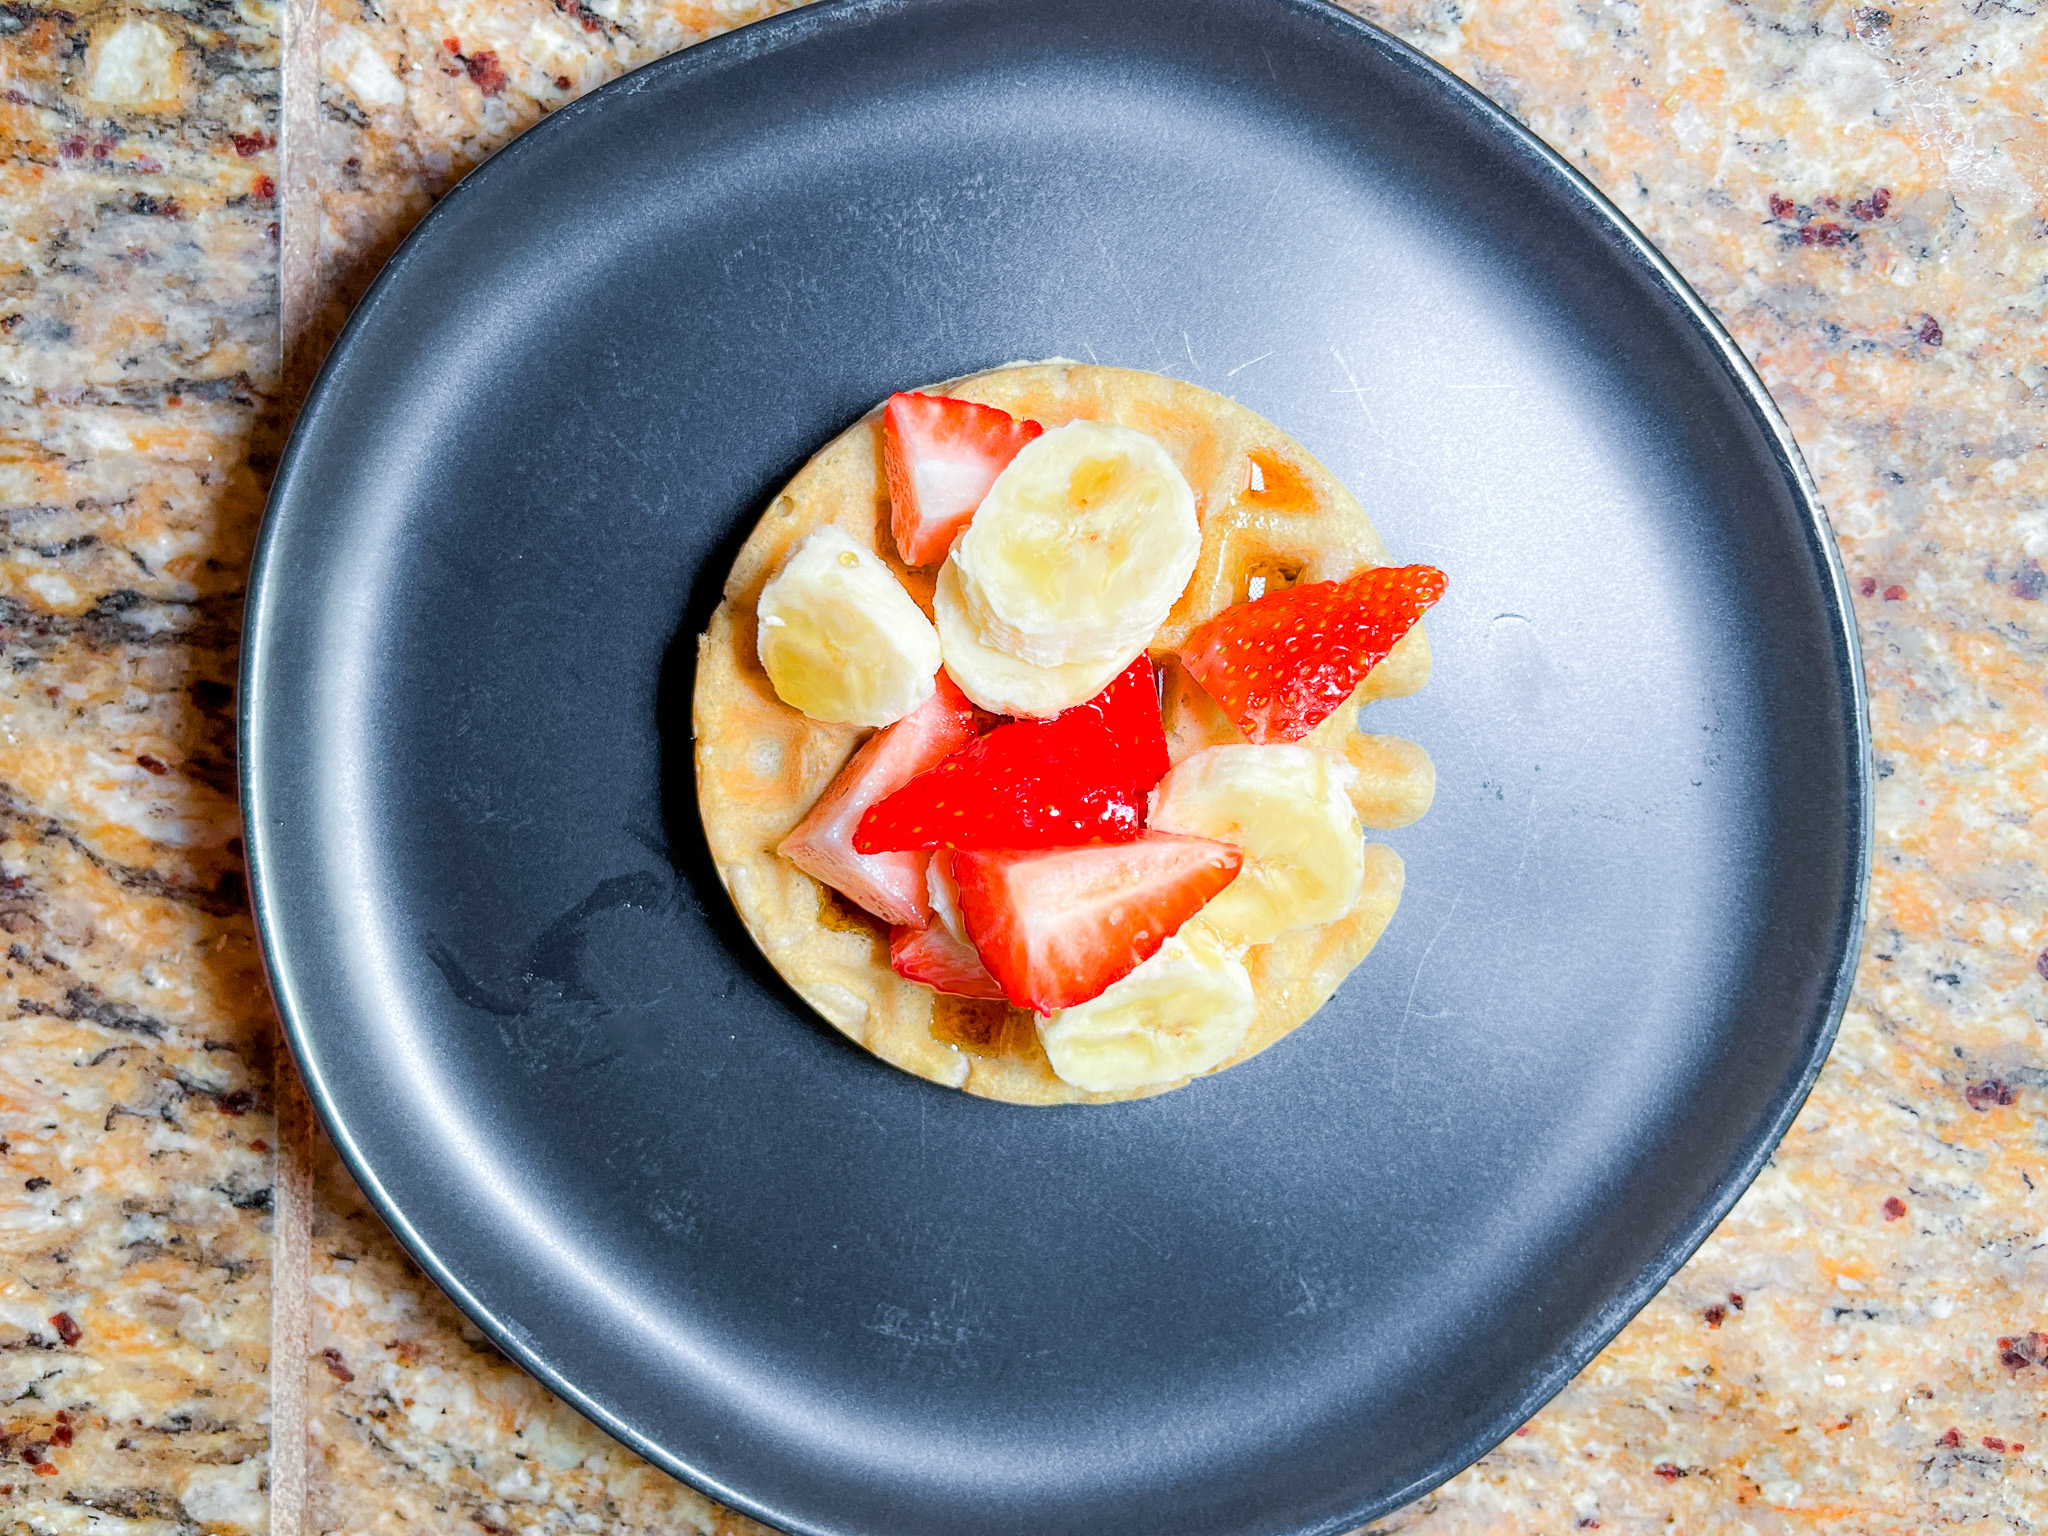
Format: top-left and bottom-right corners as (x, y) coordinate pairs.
(692, 363), (1435, 1104)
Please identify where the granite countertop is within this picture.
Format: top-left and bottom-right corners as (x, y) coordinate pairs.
(4, 0), (2045, 1530)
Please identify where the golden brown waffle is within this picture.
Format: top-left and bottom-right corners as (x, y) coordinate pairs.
(693, 363), (1435, 1104)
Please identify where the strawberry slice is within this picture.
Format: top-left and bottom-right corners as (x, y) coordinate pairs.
(889, 922), (1006, 999)
(883, 392), (1043, 566)
(853, 657), (1169, 852)
(954, 833), (1243, 1012)
(1180, 564), (1446, 744)
(776, 673), (978, 925)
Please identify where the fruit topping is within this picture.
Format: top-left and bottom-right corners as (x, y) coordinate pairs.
(1036, 924), (1254, 1091)
(775, 674), (977, 925)
(854, 657), (1169, 852)
(1179, 564), (1446, 743)
(932, 561), (1128, 718)
(889, 922), (1005, 999)
(883, 393), (1043, 566)
(1147, 744), (1365, 946)
(755, 525), (942, 727)
(953, 832), (1243, 1012)
(926, 849), (967, 942)
(952, 420), (1201, 667)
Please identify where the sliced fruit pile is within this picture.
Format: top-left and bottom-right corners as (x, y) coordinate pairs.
(757, 390), (1445, 1092)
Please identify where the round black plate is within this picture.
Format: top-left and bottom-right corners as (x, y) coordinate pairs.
(244, 2), (1869, 1532)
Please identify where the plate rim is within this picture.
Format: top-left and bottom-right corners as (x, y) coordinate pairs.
(241, 1), (1874, 1530)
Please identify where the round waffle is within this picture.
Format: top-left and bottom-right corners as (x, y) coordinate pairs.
(693, 362), (1435, 1104)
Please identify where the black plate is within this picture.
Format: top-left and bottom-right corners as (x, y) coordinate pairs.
(243, 2), (1869, 1531)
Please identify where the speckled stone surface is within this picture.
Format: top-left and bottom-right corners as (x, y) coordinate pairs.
(2, 0), (280, 1525)
(5, 0), (2046, 1529)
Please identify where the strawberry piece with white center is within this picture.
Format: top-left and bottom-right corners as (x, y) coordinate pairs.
(889, 922), (1005, 999)
(954, 832), (1244, 1013)
(853, 656), (1169, 853)
(883, 392), (1043, 566)
(776, 673), (978, 925)
(926, 850), (968, 942)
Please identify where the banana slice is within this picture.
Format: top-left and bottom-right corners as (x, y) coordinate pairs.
(1146, 744), (1365, 946)
(932, 559), (1129, 718)
(1036, 926), (1254, 1092)
(952, 420), (1200, 667)
(756, 526), (941, 726)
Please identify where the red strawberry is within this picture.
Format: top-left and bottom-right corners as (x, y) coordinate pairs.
(889, 922), (1005, 999)
(954, 833), (1242, 1012)
(853, 657), (1169, 852)
(1180, 564), (1446, 743)
(776, 674), (978, 925)
(883, 392), (1043, 565)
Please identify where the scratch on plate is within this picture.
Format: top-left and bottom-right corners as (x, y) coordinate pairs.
(1387, 886), (1465, 1098)
(1329, 344), (1424, 470)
